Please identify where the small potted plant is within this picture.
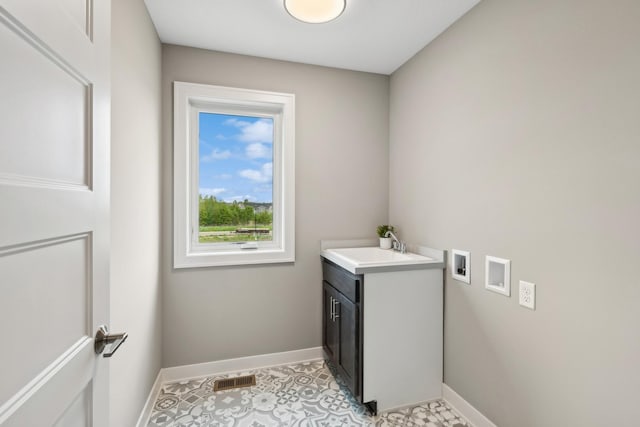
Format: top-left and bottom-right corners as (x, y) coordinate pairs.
(377, 225), (395, 249)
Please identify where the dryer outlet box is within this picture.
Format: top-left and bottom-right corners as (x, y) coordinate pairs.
(451, 249), (470, 284)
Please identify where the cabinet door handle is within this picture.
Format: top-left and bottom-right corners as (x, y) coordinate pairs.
(333, 299), (340, 320)
(329, 296), (334, 321)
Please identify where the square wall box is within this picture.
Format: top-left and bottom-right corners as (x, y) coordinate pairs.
(485, 256), (511, 296)
(451, 249), (470, 284)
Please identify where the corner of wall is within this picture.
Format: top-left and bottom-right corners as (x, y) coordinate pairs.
(110, 0), (163, 425)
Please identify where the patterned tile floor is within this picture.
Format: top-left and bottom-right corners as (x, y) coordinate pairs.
(147, 360), (469, 427)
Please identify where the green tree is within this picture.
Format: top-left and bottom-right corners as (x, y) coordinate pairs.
(199, 196), (267, 227)
(199, 195), (215, 226)
(255, 211), (272, 226)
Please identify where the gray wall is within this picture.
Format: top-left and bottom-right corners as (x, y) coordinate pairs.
(111, 0), (162, 425)
(389, 0), (640, 426)
(161, 46), (390, 367)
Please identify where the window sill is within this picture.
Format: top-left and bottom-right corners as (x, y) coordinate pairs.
(174, 248), (295, 269)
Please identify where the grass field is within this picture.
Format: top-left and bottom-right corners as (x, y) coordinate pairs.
(198, 224), (272, 243)
(199, 225), (238, 232)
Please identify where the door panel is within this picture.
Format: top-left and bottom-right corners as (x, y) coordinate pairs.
(0, 235), (90, 405)
(337, 291), (358, 394)
(323, 282), (339, 364)
(0, 19), (90, 186)
(58, 0), (91, 38)
(53, 382), (92, 427)
(1, 341), (94, 427)
(0, 0), (109, 425)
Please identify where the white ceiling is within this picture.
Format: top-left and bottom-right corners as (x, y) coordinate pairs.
(144, 0), (480, 75)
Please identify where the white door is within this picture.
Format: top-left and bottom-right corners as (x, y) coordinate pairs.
(0, 0), (111, 426)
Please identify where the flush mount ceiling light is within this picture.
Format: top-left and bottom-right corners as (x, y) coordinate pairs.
(284, 0), (346, 24)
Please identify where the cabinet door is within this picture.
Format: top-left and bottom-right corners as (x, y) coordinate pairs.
(335, 290), (360, 399)
(323, 281), (339, 364)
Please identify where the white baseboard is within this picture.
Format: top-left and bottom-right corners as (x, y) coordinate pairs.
(136, 347), (324, 426)
(442, 383), (497, 427)
(162, 347), (323, 382)
(135, 369), (164, 427)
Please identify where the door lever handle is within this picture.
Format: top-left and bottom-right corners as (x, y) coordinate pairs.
(95, 325), (128, 358)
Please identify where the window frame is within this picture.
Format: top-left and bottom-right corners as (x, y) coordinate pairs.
(173, 81), (295, 268)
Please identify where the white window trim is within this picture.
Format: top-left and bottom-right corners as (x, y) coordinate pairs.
(173, 81), (295, 268)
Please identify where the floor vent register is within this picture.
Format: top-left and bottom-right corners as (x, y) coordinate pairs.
(213, 375), (256, 392)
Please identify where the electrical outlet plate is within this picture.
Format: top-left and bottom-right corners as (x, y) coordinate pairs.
(519, 280), (535, 310)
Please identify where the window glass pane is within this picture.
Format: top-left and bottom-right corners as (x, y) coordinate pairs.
(198, 112), (273, 244)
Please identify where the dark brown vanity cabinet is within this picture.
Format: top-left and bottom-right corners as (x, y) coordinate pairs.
(322, 259), (364, 404)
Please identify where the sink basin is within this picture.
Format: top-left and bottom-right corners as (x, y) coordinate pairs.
(321, 246), (437, 274)
(328, 247), (431, 264)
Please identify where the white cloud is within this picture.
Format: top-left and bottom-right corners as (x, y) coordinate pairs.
(246, 143), (271, 159)
(238, 169), (263, 182)
(199, 188), (226, 197)
(201, 148), (231, 162)
(238, 162), (272, 183)
(239, 120), (273, 143)
(223, 118), (249, 127)
(224, 118), (273, 144)
(215, 173), (233, 180)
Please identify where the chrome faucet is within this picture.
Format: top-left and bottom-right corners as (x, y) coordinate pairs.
(385, 230), (406, 253)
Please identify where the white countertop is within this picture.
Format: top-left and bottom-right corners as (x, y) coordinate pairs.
(320, 240), (446, 274)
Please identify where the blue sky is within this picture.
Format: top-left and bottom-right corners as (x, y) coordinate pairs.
(199, 112), (273, 203)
